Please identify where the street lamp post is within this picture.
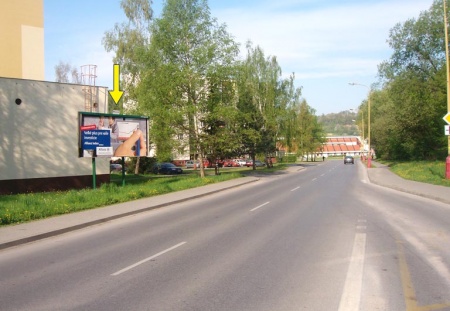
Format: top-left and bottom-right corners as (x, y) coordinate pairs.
(350, 109), (366, 153)
(349, 82), (371, 168)
(361, 111), (365, 147)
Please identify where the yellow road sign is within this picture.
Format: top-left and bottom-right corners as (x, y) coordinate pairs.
(444, 113), (450, 124)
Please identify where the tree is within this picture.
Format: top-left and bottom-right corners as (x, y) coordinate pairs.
(103, 0), (153, 174)
(137, 0), (239, 177)
(103, 0), (153, 106)
(235, 43), (284, 169)
(294, 99), (324, 161)
(379, 1), (445, 80)
(54, 61), (80, 84)
(201, 77), (242, 174)
(375, 0), (447, 160)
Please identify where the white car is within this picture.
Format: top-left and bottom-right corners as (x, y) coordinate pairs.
(186, 160), (200, 168)
(235, 159), (247, 166)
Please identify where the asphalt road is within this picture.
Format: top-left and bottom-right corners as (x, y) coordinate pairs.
(1, 160), (450, 311)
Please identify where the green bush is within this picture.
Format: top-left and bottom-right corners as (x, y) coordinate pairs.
(125, 157), (158, 174)
(278, 155), (297, 163)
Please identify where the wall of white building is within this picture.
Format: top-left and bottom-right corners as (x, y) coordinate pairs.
(0, 77), (109, 194)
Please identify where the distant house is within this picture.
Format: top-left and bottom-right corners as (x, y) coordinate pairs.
(321, 136), (365, 157)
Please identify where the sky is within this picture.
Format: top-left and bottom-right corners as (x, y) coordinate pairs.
(44, 0), (433, 115)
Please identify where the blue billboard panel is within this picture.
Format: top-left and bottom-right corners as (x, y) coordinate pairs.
(81, 130), (111, 150)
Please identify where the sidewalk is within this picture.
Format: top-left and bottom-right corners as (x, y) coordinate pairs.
(367, 161), (450, 205)
(1, 163), (448, 250)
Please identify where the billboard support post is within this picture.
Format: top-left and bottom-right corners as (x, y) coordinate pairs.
(122, 157), (126, 186)
(92, 157), (97, 189)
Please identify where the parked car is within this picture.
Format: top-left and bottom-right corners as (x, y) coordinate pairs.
(152, 163), (183, 175)
(110, 163), (122, 172)
(203, 159), (225, 168)
(234, 159), (247, 166)
(254, 160), (266, 167)
(246, 160), (266, 167)
(185, 160), (200, 169)
(222, 159), (231, 167)
(344, 156), (354, 164)
(223, 159), (240, 167)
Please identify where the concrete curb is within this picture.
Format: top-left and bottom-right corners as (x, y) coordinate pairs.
(0, 176), (260, 250)
(366, 161), (450, 205)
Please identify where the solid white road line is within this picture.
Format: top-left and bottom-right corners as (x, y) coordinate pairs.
(111, 242), (187, 276)
(250, 202), (270, 212)
(338, 233), (366, 311)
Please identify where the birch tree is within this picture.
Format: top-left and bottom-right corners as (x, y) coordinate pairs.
(236, 43), (286, 169)
(102, 0), (153, 106)
(138, 0), (239, 177)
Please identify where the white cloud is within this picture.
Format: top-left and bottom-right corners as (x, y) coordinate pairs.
(44, 0), (433, 114)
(213, 0), (432, 82)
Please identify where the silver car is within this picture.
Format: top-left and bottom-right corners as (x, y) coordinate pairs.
(186, 160), (200, 169)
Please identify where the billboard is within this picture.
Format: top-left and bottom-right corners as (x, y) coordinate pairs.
(78, 112), (149, 158)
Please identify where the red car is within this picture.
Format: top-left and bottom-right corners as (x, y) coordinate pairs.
(245, 160), (266, 167)
(223, 159), (240, 167)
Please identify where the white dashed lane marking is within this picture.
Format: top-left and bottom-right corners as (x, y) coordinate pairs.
(111, 242), (187, 276)
(250, 202), (270, 212)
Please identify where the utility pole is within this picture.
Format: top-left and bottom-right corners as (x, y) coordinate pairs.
(349, 82), (371, 168)
(444, 0), (450, 179)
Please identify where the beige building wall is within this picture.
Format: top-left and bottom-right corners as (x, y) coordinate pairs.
(0, 0), (44, 80)
(0, 77), (109, 194)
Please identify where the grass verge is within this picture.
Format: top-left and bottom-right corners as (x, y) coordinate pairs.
(380, 160), (450, 187)
(0, 165), (288, 227)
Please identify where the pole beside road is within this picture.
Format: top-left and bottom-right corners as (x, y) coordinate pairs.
(444, 0), (450, 178)
(349, 82), (371, 168)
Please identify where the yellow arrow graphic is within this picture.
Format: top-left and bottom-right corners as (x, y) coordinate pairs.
(109, 64), (124, 105)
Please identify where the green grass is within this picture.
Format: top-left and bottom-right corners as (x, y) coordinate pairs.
(0, 165), (286, 227)
(380, 160), (450, 187)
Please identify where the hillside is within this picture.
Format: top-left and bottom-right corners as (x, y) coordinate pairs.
(317, 110), (360, 136)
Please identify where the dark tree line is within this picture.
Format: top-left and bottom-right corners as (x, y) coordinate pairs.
(362, 0), (448, 161)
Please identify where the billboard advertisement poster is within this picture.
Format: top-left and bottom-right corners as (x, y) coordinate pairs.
(78, 112), (149, 158)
